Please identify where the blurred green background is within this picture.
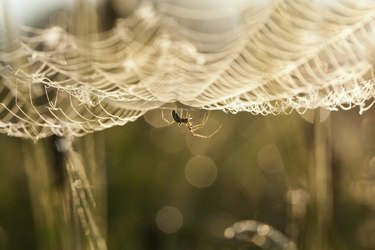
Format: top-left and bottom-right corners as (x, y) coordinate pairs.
(1, 108), (375, 249)
(2, 0), (375, 249)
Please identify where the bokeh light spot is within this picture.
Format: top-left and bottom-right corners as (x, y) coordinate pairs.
(223, 228), (235, 239)
(185, 155), (217, 188)
(155, 206), (183, 234)
(257, 224), (270, 236)
(144, 109), (174, 128)
(252, 234), (267, 247)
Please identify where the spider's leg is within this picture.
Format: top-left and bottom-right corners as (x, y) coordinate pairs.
(205, 124), (222, 138)
(161, 109), (174, 124)
(189, 123), (221, 138)
(188, 111), (222, 138)
(189, 123), (222, 138)
(189, 131), (210, 138)
(189, 111), (210, 130)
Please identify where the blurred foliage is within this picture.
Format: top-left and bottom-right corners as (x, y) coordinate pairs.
(2, 1), (375, 249)
(1, 108), (375, 249)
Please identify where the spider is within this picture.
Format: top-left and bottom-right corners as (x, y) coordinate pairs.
(161, 109), (221, 138)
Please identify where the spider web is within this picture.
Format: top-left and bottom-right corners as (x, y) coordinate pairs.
(1, 0), (375, 140)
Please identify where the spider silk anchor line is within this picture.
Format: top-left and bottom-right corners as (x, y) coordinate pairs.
(1, 1), (375, 140)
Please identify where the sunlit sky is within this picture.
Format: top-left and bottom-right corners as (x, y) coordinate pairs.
(2, 0), (73, 24)
(2, 0), (267, 25)
(3, 0), (373, 26)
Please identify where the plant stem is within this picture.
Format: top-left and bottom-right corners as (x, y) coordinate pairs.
(23, 134), (107, 250)
(309, 109), (333, 250)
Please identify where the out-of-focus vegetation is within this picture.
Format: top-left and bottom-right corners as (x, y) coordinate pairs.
(1, 108), (375, 249)
(2, 1), (375, 249)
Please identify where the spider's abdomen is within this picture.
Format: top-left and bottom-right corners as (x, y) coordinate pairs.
(171, 110), (181, 122)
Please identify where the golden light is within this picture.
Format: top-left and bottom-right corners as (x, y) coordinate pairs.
(155, 206), (183, 234)
(184, 155), (217, 188)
